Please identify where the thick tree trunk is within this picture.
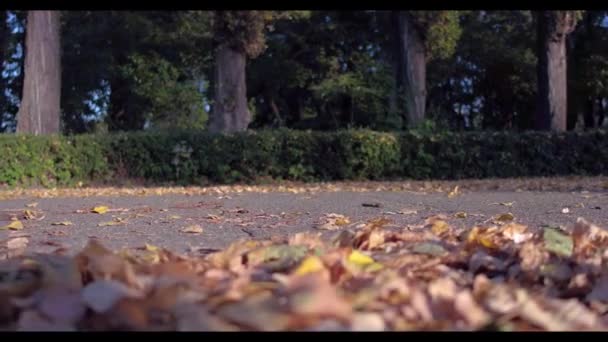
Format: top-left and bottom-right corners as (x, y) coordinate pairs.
(397, 12), (426, 127)
(388, 12), (402, 118)
(535, 11), (577, 132)
(0, 11), (8, 115)
(16, 11), (61, 135)
(209, 44), (251, 133)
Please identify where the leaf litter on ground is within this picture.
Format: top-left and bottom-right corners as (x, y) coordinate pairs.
(1, 213), (608, 331)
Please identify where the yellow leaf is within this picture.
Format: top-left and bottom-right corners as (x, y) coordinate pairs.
(24, 210), (35, 220)
(365, 262), (384, 272)
(1, 220), (24, 230)
(294, 256), (325, 276)
(145, 243), (160, 252)
(448, 186), (459, 198)
(335, 217), (350, 226)
(181, 224), (203, 234)
(348, 250), (374, 266)
(467, 227), (481, 244)
(92, 206), (109, 214)
(478, 235), (498, 249)
(431, 220), (449, 235)
(495, 213), (514, 222)
(51, 221), (73, 226)
(455, 212), (467, 219)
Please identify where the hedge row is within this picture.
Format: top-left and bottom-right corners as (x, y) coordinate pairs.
(0, 129), (607, 187)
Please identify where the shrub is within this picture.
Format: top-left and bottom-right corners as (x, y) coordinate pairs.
(0, 129), (606, 187)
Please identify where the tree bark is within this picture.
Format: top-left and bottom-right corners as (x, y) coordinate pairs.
(397, 12), (426, 127)
(0, 11), (8, 116)
(16, 11), (61, 135)
(209, 44), (251, 133)
(535, 11), (577, 131)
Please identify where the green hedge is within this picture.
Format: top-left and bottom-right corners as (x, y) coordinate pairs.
(0, 129), (606, 187)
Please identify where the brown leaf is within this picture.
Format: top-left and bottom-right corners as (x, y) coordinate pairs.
(180, 224), (203, 234)
(351, 312), (385, 331)
(454, 291), (491, 328)
(216, 293), (289, 331)
(51, 221), (73, 226)
(286, 273), (353, 321)
(316, 214), (351, 231)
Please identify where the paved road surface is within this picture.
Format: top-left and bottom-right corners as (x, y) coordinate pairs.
(1, 190), (607, 255)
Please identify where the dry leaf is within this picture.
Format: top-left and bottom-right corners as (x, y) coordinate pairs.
(294, 256), (325, 276)
(431, 220), (449, 236)
(455, 212), (467, 219)
(1, 220), (24, 230)
(398, 209), (418, 215)
(316, 214), (351, 230)
(181, 225), (203, 234)
(91, 206), (109, 214)
(51, 221), (73, 226)
(495, 213), (515, 222)
(448, 186), (459, 198)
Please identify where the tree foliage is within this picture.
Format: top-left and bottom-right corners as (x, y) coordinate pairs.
(0, 10), (607, 133)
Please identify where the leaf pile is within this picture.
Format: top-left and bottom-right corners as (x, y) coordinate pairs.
(2, 217), (608, 331)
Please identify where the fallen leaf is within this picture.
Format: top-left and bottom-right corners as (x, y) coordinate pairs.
(316, 214), (350, 230)
(501, 223), (532, 244)
(431, 220), (449, 236)
(398, 209), (418, 215)
(448, 186), (459, 198)
(1, 220), (24, 230)
(495, 213), (515, 222)
(92, 206), (109, 214)
(351, 312), (385, 331)
(490, 202), (514, 207)
(23, 210), (44, 221)
(347, 250), (374, 266)
(25, 203), (38, 208)
(411, 242), (447, 257)
(181, 224), (204, 234)
(51, 221), (73, 226)
(455, 212), (467, 219)
(294, 256), (325, 276)
(97, 218), (126, 227)
(543, 228), (573, 257)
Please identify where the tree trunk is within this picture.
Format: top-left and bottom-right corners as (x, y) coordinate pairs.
(397, 12), (426, 127)
(535, 11), (577, 131)
(583, 97), (596, 129)
(0, 11), (8, 116)
(388, 12), (402, 119)
(16, 11), (61, 135)
(209, 44), (251, 133)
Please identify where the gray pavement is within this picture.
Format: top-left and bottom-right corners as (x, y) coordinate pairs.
(1, 190), (607, 255)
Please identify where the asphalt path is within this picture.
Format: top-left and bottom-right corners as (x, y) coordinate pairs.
(1, 189), (607, 256)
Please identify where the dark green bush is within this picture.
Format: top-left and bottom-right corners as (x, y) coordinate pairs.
(0, 129), (606, 187)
